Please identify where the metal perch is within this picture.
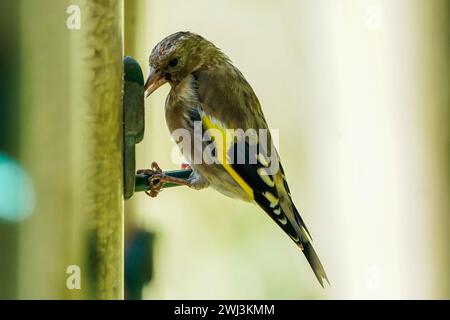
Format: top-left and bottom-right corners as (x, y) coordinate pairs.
(135, 169), (193, 192)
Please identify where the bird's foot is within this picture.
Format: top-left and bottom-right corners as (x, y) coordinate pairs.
(181, 163), (192, 170)
(137, 162), (164, 197)
(137, 161), (191, 198)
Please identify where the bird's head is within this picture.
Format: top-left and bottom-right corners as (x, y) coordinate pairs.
(144, 31), (227, 97)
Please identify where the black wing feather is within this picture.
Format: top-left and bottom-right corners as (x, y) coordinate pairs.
(230, 141), (300, 242)
(230, 141), (329, 286)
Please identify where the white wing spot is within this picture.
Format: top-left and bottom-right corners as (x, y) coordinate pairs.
(257, 153), (270, 167)
(263, 192), (279, 208)
(273, 208), (281, 215)
(277, 215), (288, 225)
(257, 168), (275, 187)
(290, 233), (300, 243)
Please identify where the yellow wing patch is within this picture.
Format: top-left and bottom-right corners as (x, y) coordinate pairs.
(201, 113), (254, 199)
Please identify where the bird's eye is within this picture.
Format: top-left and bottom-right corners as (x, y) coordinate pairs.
(168, 58), (178, 67)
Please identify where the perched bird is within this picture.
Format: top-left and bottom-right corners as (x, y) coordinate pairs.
(140, 31), (328, 286)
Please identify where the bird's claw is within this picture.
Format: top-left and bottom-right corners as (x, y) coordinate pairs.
(181, 163), (192, 170)
(150, 161), (162, 173)
(137, 162), (165, 198)
(146, 173), (165, 198)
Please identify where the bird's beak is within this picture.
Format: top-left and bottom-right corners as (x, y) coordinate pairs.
(144, 68), (167, 98)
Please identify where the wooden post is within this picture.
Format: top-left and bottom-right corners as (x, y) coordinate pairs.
(16, 0), (124, 299)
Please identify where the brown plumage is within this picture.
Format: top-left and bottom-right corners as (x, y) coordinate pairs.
(144, 31), (329, 286)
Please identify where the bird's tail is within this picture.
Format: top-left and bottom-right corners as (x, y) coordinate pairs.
(291, 204), (329, 288)
(254, 190), (330, 287)
(301, 242), (329, 287)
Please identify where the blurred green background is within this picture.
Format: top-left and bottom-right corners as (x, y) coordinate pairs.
(0, 0), (449, 299)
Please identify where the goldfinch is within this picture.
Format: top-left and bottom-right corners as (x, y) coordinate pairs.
(140, 31), (328, 286)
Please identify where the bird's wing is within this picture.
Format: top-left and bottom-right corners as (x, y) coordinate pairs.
(194, 67), (329, 286)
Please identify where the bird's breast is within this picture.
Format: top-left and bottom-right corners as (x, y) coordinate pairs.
(167, 74), (199, 108)
(165, 74), (202, 161)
